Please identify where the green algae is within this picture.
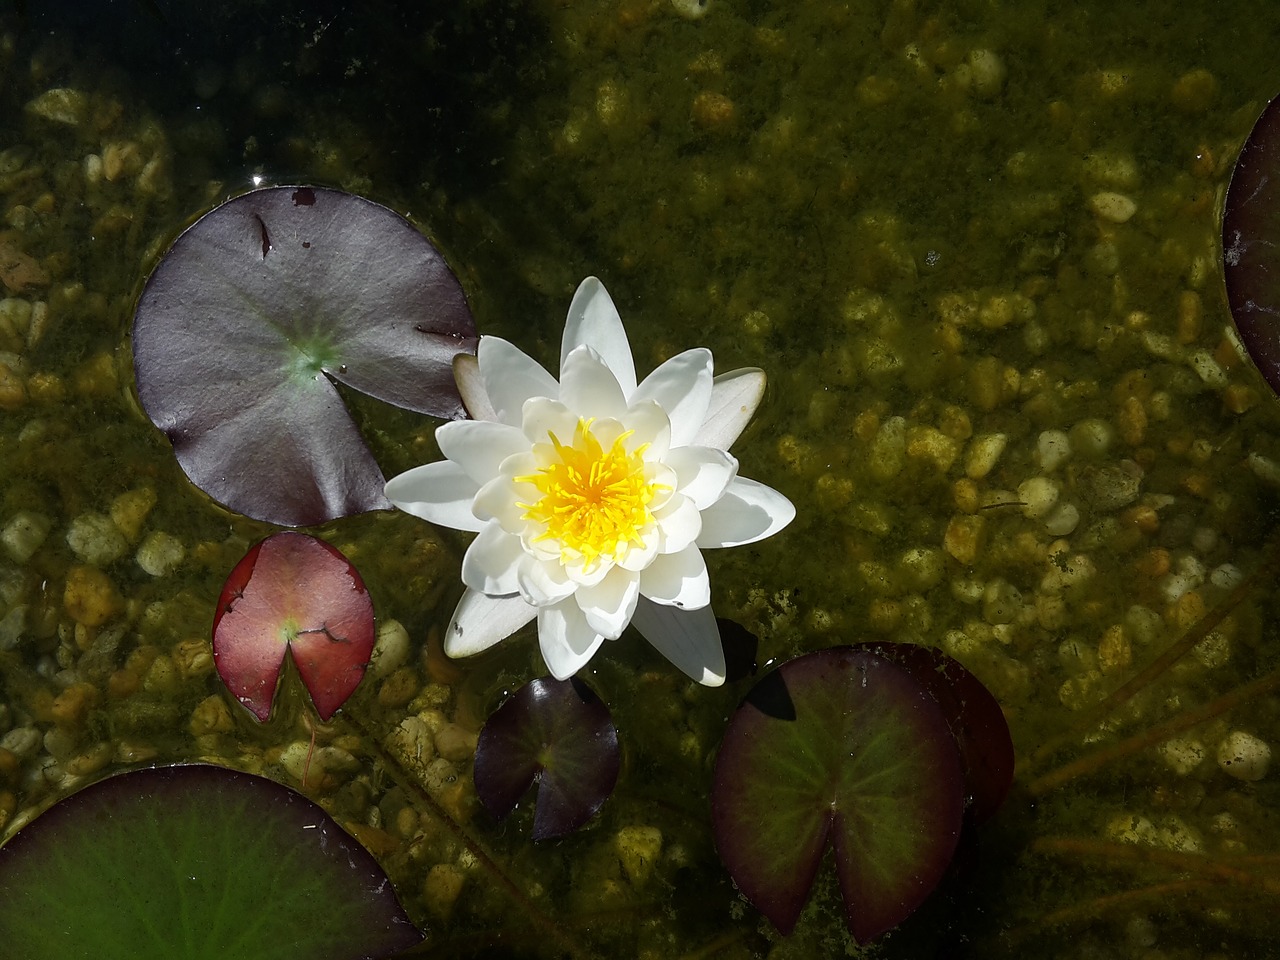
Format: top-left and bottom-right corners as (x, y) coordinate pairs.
(2, 1), (1280, 957)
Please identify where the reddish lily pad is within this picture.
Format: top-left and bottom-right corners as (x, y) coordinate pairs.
(712, 647), (965, 942)
(473, 677), (620, 840)
(852, 642), (1013, 824)
(213, 532), (374, 722)
(1224, 94), (1280, 395)
(0, 764), (421, 960)
(132, 185), (477, 527)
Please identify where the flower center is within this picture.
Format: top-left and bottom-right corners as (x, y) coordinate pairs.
(518, 418), (658, 567)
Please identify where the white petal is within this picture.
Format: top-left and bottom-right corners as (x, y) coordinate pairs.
(629, 597), (725, 686)
(665, 445), (738, 510)
(639, 544), (710, 609)
(436, 419), (528, 485)
(654, 493), (702, 553)
(538, 599), (606, 680)
(621, 400), (671, 460)
(445, 589), (536, 657)
(461, 522), (525, 595)
(561, 277), (637, 398)
(560, 345), (627, 420)
(576, 567), (640, 639)
(517, 553), (577, 606)
(472, 474), (530, 531)
(521, 396), (580, 446)
(632, 348), (713, 448)
(617, 527), (660, 572)
(694, 368), (766, 450)
(478, 336), (559, 426)
(454, 354), (499, 422)
(695, 476), (796, 548)
(385, 462), (483, 532)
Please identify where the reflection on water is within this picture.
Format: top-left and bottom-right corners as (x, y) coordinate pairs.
(2, 1), (1280, 956)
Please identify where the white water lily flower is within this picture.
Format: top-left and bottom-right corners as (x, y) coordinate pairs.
(385, 277), (795, 685)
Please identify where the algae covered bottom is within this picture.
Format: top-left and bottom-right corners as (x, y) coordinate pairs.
(1, 1), (1280, 957)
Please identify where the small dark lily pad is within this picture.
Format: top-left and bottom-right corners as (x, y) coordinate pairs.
(0, 764), (421, 960)
(213, 532), (374, 722)
(712, 647), (965, 942)
(132, 185), (477, 526)
(473, 676), (620, 840)
(1223, 94), (1280, 395)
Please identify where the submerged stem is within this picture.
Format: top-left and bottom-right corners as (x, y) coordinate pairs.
(1028, 664), (1280, 795)
(1032, 836), (1280, 895)
(347, 714), (598, 960)
(1027, 537), (1276, 772)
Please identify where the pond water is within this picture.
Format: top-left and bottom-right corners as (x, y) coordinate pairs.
(1, 1), (1280, 957)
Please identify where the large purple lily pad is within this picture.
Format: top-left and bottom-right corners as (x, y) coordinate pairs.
(213, 532), (375, 722)
(712, 647), (965, 942)
(473, 677), (620, 840)
(0, 764), (421, 960)
(1224, 95), (1280, 394)
(132, 185), (477, 527)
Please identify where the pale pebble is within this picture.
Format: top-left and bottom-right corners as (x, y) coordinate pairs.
(1217, 731), (1270, 781)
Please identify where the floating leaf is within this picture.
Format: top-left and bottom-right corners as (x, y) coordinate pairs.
(712, 647), (965, 942)
(0, 764), (421, 960)
(473, 676), (620, 840)
(852, 641), (1013, 824)
(132, 185), (477, 526)
(1224, 94), (1280, 395)
(213, 531), (374, 722)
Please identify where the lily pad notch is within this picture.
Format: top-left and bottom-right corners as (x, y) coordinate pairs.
(212, 532), (375, 722)
(132, 185), (478, 527)
(472, 676), (621, 840)
(711, 644), (1013, 943)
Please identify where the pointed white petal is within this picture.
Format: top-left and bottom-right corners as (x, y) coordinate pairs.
(436, 419), (528, 485)
(538, 599), (606, 680)
(576, 567), (640, 639)
(478, 336), (559, 426)
(561, 277), (637, 398)
(385, 462), (483, 532)
(560, 345), (627, 419)
(454, 353), (499, 422)
(653, 493), (702, 553)
(629, 598), (725, 686)
(445, 589), (536, 658)
(521, 397), (579, 446)
(632, 348), (713, 447)
(461, 522), (525, 595)
(665, 445), (738, 509)
(517, 553), (577, 606)
(639, 544), (711, 609)
(693, 368), (766, 450)
(695, 476), (796, 548)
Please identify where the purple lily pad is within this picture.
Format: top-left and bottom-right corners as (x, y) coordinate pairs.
(712, 647), (965, 942)
(132, 185), (477, 527)
(473, 677), (620, 840)
(0, 764), (421, 960)
(1224, 95), (1280, 395)
(852, 642), (1013, 824)
(213, 532), (375, 722)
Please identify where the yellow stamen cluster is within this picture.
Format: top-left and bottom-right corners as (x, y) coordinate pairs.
(518, 419), (658, 566)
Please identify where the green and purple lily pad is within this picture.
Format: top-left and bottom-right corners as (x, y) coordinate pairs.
(0, 764), (421, 960)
